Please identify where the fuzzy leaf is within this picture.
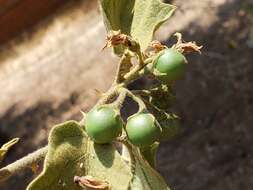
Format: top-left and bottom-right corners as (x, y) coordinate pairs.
(130, 147), (170, 190)
(99, 0), (176, 54)
(27, 121), (132, 190)
(27, 121), (170, 189)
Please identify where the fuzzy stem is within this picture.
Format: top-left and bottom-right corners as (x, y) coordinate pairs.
(123, 58), (153, 86)
(124, 89), (147, 113)
(0, 39), (152, 185)
(109, 89), (127, 109)
(96, 85), (118, 106)
(0, 146), (48, 184)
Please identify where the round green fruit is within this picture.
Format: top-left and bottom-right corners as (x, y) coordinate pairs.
(154, 48), (186, 82)
(85, 106), (123, 144)
(126, 113), (161, 147)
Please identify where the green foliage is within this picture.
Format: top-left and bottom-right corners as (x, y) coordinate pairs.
(27, 121), (170, 190)
(130, 147), (170, 190)
(148, 84), (176, 110)
(140, 142), (159, 168)
(0, 0), (202, 188)
(145, 99), (181, 141)
(99, 0), (176, 54)
(158, 114), (181, 141)
(27, 121), (132, 190)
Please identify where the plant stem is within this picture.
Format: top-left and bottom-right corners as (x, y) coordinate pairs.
(123, 58), (153, 86)
(0, 146), (48, 184)
(0, 41), (152, 185)
(124, 89), (147, 113)
(96, 85), (118, 106)
(109, 89), (127, 109)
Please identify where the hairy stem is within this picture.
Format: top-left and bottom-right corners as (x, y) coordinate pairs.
(124, 89), (147, 113)
(109, 88), (127, 109)
(0, 146), (48, 184)
(0, 41), (152, 185)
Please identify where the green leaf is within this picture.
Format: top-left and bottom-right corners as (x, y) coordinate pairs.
(131, 0), (176, 51)
(130, 146), (170, 190)
(27, 121), (132, 190)
(144, 100), (182, 141)
(99, 0), (176, 54)
(27, 121), (170, 189)
(148, 84), (176, 110)
(140, 142), (159, 168)
(0, 138), (19, 163)
(99, 0), (134, 34)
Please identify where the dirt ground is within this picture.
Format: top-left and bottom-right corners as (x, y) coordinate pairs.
(1, 0), (253, 189)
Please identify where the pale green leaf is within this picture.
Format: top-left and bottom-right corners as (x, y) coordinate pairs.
(130, 147), (170, 190)
(27, 121), (170, 189)
(27, 121), (132, 190)
(99, 0), (176, 54)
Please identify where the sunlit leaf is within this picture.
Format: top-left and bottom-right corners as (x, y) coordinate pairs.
(99, 0), (176, 54)
(130, 146), (170, 190)
(27, 121), (132, 190)
(27, 121), (170, 189)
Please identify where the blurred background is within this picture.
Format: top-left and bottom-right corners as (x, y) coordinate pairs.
(0, 0), (253, 189)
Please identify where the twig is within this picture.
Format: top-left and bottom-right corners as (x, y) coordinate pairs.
(0, 146), (48, 184)
(124, 89), (147, 113)
(109, 88), (127, 109)
(0, 33), (154, 185)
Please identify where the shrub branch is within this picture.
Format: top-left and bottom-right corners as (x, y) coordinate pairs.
(0, 146), (48, 184)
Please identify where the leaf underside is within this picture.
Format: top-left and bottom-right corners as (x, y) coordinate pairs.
(99, 0), (176, 54)
(27, 121), (170, 190)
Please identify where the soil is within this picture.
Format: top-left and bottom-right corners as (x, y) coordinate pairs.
(0, 0), (253, 189)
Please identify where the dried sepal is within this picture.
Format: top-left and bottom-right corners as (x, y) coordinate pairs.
(74, 176), (110, 190)
(150, 40), (167, 53)
(102, 30), (140, 53)
(172, 32), (202, 54)
(143, 40), (167, 58)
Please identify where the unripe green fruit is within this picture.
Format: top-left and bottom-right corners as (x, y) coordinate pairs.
(159, 118), (181, 141)
(154, 48), (186, 82)
(126, 113), (161, 147)
(85, 106), (123, 144)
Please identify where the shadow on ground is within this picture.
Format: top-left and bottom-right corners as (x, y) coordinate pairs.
(157, 1), (253, 190)
(0, 92), (81, 189)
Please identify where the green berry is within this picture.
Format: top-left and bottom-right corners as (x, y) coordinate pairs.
(85, 106), (123, 144)
(154, 48), (186, 82)
(126, 113), (161, 147)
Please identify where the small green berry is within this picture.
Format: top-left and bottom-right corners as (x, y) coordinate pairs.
(126, 113), (161, 147)
(154, 48), (186, 82)
(85, 106), (123, 144)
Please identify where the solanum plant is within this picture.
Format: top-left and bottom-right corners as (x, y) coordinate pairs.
(0, 0), (201, 189)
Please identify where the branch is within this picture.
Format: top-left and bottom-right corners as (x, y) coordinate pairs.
(0, 32), (153, 185)
(0, 146), (48, 184)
